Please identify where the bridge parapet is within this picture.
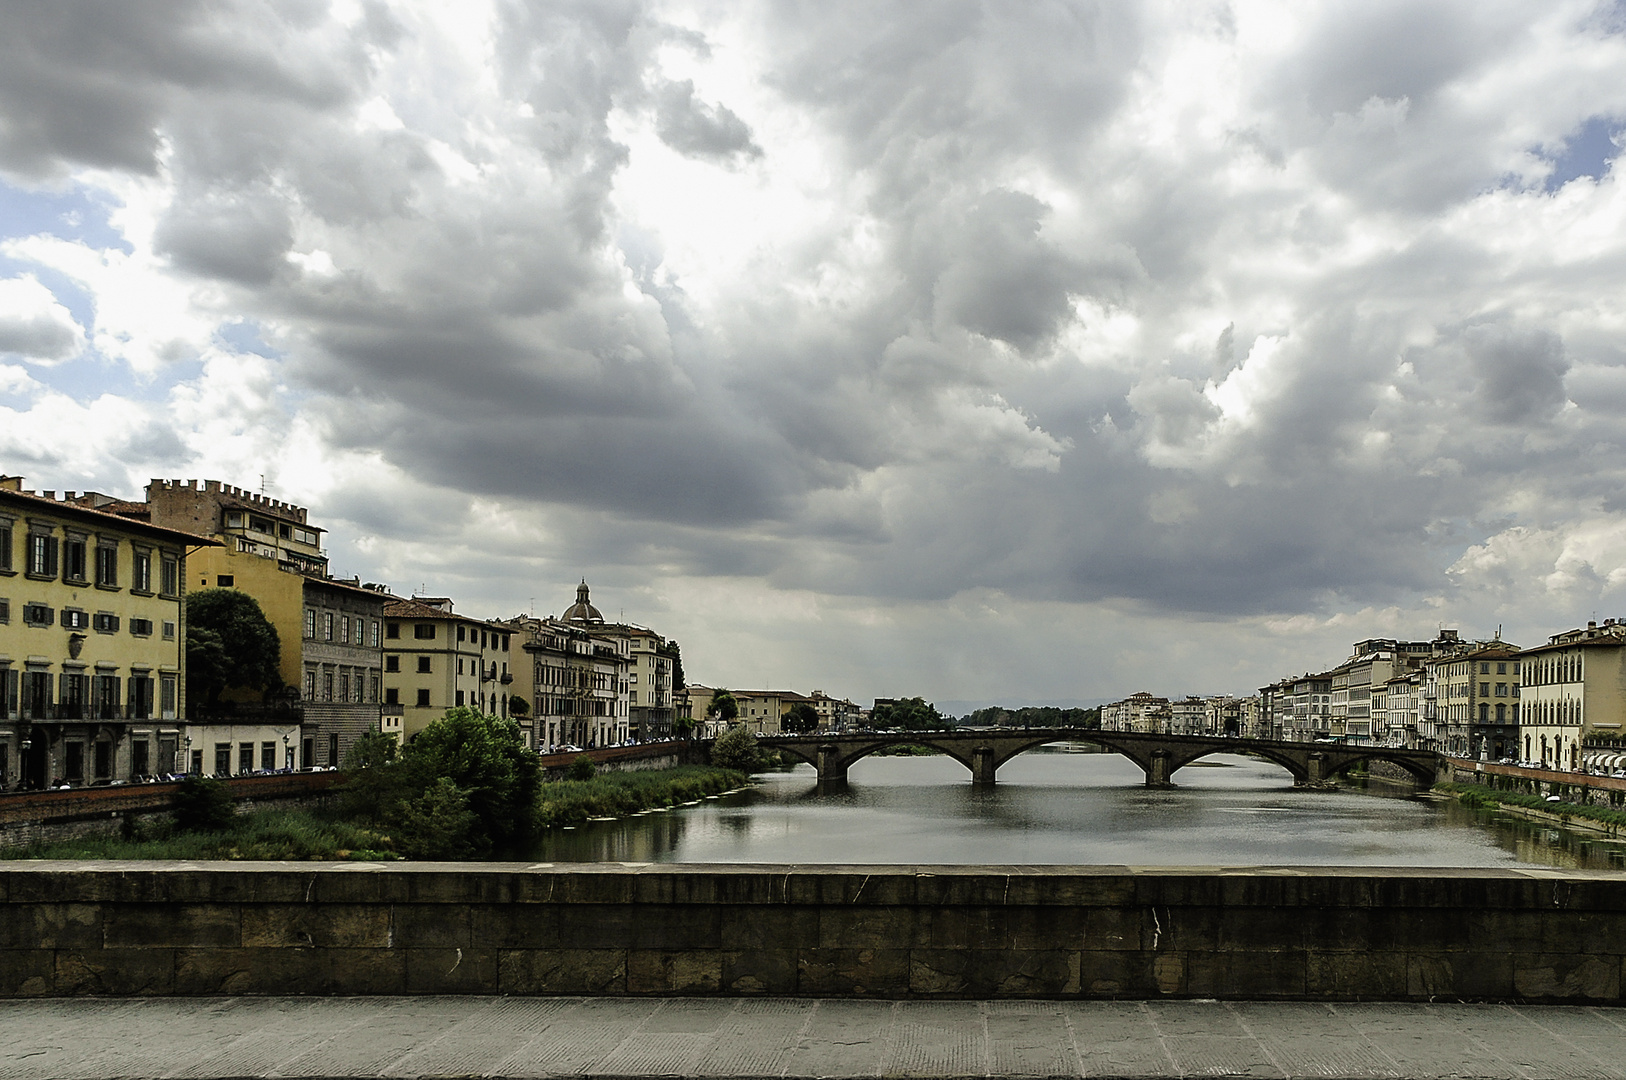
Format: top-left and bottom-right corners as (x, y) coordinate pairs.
(758, 729), (1442, 790)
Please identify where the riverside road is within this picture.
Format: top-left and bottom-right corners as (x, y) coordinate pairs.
(4, 996), (1626, 1079)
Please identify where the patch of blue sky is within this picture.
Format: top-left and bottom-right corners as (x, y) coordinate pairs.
(217, 319), (283, 359)
(1544, 115), (1622, 192)
(0, 179), (131, 254)
(0, 250), (98, 342)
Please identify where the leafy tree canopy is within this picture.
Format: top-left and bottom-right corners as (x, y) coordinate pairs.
(869, 697), (946, 732)
(401, 708), (541, 849)
(186, 588), (282, 707)
(783, 701), (819, 734)
(708, 688), (739, 724)
(711, 723), (762, 771)
(958, 705), (1101, 729)
(658, 639), (685, 693)
(340, 708), (540, 857)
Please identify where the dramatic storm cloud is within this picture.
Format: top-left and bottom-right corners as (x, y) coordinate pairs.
(3, 0), (1626, 706)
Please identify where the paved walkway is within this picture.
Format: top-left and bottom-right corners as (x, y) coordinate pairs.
(2, 997), (1625, 1079)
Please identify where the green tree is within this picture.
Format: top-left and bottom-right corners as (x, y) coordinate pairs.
(659, 639), (686, 692)
(339, 728), (405, 821)
(508, 694), (530, 717)
(185, 588), (282, 710)
(396, 777), (479, 859)
(708, 688), (739, 725)
(568, 753), (596, 781)
(783, 701), (819, 734)
(398, 707), (541, 851)
(711, 723), (762, 771)
(173, 775), (236, 832)
(870, 697), (944, 732)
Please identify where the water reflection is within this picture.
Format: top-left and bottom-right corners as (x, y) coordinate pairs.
(525, 748), (1626, 870)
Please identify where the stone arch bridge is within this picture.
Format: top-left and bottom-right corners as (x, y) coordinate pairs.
(757, 728), (1443, 789)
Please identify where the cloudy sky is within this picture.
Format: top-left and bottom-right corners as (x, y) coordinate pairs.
(2, 0), (1625, 711)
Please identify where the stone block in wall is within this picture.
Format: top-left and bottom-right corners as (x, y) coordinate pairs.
(720, 949), (798, 993)
(104, 903), (239, 949)
(1513, 953), (1622, 1001)
(405, 947), (498, 994)
(627, 949), (723, 993)
(1542, 911), (1626, 954)
(55, 948), (175, 995)
(1004, 872), (1137, 908)
(394, 903), (472, 949)
(1406, 952), (1515, 999)
(909, 948), (1080, 997)
(0, 950), (55, 995)
(719, 905), (817, 951)
(1305, 950), (1408, 998)
(1185, 950), (1306, 998)
(1083, 906), (1147, 951)
(1215, 907), (1301, 952)
(626, 905), (721, 950)
(175, 947), (318, 994)
(796, 947), (907, 995)
(241, 903), (390, 948)
(498, 949), (626, 994)
(786, 870), (913, 906)
(926, 905), (1012, 950)
(816, 906), (916, 950)
(1076, 949), (1157, 996)
(470, 903), (557, 949)
(0, 903), (101, 949)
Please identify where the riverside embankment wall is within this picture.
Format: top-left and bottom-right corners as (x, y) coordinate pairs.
(2, 863), (1623, 1002)
(0, 773), (339, 850)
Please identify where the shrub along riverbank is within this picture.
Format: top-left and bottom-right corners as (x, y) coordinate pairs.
(1434, 780), (1626, 835)
(537, 766), (749, 829)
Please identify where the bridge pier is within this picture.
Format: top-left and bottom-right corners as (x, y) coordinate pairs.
(815, 744), (847, 783)
(970, 746), (997, 785)
(1145, 750), (1175, 788)
(1294, 751), (1337, 790)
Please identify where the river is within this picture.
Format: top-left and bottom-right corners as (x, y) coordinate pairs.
(527, 747), (1626, 870)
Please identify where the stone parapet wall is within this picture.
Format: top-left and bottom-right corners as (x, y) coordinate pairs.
(1, 863), (1623, 1002)
(1448, 761), (1626, 807)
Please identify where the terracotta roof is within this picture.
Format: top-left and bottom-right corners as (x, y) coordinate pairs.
(381, 598), (507, 627)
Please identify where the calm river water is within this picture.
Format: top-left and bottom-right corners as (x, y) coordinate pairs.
(528, 747), (1626, 870)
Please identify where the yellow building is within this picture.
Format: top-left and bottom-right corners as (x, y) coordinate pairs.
(382, 597), (516, 739)
(0, 477), (213, 788)
(127, 479), (386, 770)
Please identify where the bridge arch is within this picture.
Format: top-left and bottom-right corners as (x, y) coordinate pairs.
(1318, 747), (1439, 785)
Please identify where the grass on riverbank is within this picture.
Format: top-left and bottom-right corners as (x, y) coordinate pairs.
(1434, 781), (1626, 830)
(537, 766), (749, 829)
(2, 809), (399, 861)
(4, 765), (753, 860)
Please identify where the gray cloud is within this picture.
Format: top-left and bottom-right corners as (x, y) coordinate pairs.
(4, 0), (1626, 665)
(653, 79), (762, 161)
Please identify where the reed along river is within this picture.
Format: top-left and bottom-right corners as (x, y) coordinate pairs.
(526, 746), (1626, 870)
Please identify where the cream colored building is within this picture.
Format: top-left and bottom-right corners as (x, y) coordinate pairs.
(1520, 621), (1626, 771)
(500, 613), (630, 751)
(1, 477), (210, 788)
(382, 597), (516, 739)
(1100, 693), (1170, 733)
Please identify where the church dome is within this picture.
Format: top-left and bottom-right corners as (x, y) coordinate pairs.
(563, 580), (603, 622)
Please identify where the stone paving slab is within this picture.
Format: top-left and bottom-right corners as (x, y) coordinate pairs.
(2, 997), (1626, 1079)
